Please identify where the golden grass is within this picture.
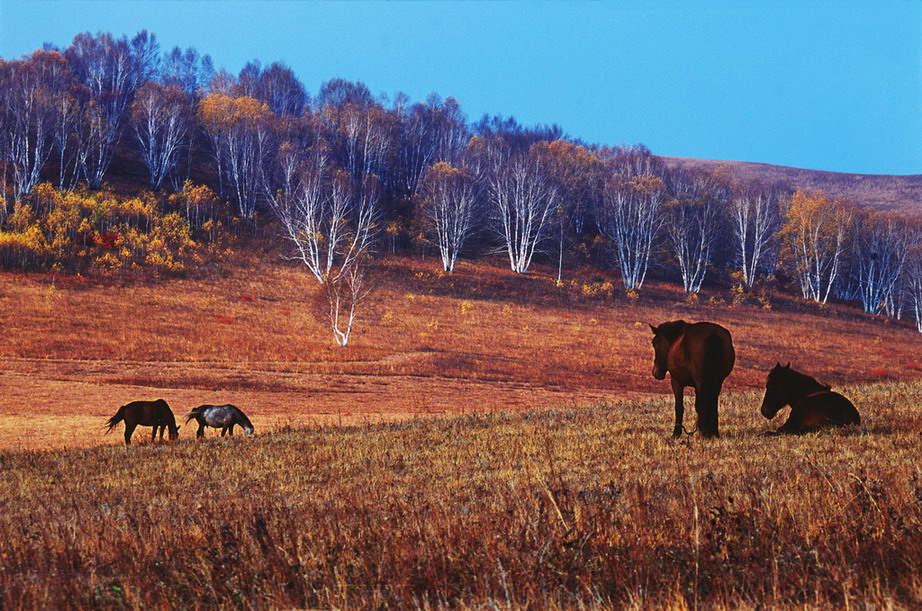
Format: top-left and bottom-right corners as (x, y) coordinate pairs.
(1, 381), (920, 608)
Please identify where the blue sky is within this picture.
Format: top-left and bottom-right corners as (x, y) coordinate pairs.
(1, 1), (920, 175)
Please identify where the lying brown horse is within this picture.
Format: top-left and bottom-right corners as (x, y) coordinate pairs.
(650, 320), (735, 437)
(105, 399), (180, 445)
(761, 363), (860, 434)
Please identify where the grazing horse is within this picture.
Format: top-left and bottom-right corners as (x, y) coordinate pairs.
(761, 363), (860, 434)
(650, 320), (735, 438)
(105, 399), (180, 445)
(185, 404), (254, 439)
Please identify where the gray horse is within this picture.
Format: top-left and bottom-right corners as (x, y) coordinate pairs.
(185, 404), (254, 438)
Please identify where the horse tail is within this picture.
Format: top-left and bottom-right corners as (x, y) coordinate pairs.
(698, 333), (726, 438)
(185, 405), (205, 424)
(702, 333), (725, 387)
(104, 404), (126, 433)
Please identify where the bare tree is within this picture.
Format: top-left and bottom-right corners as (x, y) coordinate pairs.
(902, 246), (922, 331)
(595, 147), (666, 290)
(0, 52), (60, 199)
(729, 186), (784, 287)
(665, 169), (728, 293)
(322, 258), (374, 347)
(416, 160), (482, 272)
(65, 32), (150, 188)
(850, 211), (919, 315)
(162, 46), (214, 97)
(131, 83), (192, 190)
(487, 141), (559, 274)
(268, 148), (380, 346)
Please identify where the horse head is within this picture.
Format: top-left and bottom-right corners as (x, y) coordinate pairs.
(760, 362), (792, 418)
(169, 425), (181, 441)
(649, 320), (687, 380)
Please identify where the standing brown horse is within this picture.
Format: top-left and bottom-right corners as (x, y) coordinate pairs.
(650, 320), (735, 438)
(760, 363), (860, 434)
(105, 399), (180, 445)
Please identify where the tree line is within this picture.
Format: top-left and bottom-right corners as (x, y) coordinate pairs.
(3, 31), (922, 343)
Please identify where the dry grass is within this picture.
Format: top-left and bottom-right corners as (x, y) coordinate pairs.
(1, 381), (921, 608)
(1, 249), (921, 450)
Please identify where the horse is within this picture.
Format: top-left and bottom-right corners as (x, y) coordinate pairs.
(105, 399), (180, 445)
(649, 320), (736, 438)
(760, 363), (860, 434)
(185, 404), (254, 439)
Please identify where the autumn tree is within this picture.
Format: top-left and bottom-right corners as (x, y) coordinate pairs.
(237, 61), (307, 117)
(595, 146), (666, 290)
(268, 147), (380, 346)
(779, 190), (852, 304)
(393, 94), (469, 202)
(532, 139), (604, 282)
(198, 93), (274, 218)
(729, 186), (784, 287)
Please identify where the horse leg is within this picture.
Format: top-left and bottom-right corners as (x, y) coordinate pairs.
(671, 379), (685, 437)
(695, 386), (720, 438)
(221, 427), (227, 437)
(778, 406), (809, 434)
(125, 423), (137, 445)
(228, 424), (234, 436)
(197, 422), (205, 439)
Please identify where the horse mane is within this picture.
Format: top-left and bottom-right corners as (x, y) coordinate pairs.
(776, 365), (831, 394)
(655, 320), (687, 344)
(232, 405), (254, 428)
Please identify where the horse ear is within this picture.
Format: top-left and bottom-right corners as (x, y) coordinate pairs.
(648, 323), (657, 334)
(785, 362), (791, 368)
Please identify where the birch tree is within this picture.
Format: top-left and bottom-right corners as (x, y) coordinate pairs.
(0, 52), (60, 199)
(595, 147), (666, 290)
(416, 160), (482, 272)
(902, 246), (922, 331)
(729, 187), (784, 287)
(65, 32), (148, 188)
(198, 93), (274, 218)
(488, 141), (559, 274)
(131, 83), (192, 190)
(779, 190), (852, 304)
(850, 211), (919, 315)
(268, 149), (380, 346)
(664, 168), (729, 294)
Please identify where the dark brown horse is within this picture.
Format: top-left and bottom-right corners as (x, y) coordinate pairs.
(761, 363), (860, 434)
(105, 399), (180, 445)
(650, 320), (735, 438)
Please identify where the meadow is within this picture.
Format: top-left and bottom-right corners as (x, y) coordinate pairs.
(1, 382), (921, 608)
(1, 249), (920, 450)
(2, 250), (922, 607)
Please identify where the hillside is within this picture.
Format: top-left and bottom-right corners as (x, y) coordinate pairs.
(1, 248), (921, 451)
(663, 156), (922, 212)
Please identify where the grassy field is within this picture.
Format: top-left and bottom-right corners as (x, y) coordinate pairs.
(1, 381), (921, 608)
(1, 249), (921, 450)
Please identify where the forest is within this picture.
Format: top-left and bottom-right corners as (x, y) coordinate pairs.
(2, 30), (922, 344)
